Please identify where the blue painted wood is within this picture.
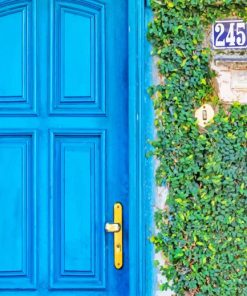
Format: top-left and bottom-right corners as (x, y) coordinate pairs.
(0, 132), (36, 289)
(0, 11), (23, 98)
(50, 130), (106, 289)
(63, 13), (91, 98)
(128, 0), (155, 295)
(0, 0), (36, 114)
(50, 0), (105, 115)
(143, 6), (155, 295)
(0, 0), (130, 294)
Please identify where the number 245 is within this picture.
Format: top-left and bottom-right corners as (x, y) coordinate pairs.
(215, 22), (246, 47)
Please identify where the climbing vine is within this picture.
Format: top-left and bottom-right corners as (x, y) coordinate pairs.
(147, 1), (247, 295)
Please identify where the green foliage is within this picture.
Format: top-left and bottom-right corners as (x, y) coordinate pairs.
(147, 1), (247, 295)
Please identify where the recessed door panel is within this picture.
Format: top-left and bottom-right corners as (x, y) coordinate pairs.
(0, 1), (36, 114)
(50, 131), (105, 289)
(0, 133), (36, 289)
(0, 10), (23, 99)
(63, 11), (91, 99)
(50, 0), (105, 115)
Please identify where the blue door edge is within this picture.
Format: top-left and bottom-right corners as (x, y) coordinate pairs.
(128, 1), (155, 295)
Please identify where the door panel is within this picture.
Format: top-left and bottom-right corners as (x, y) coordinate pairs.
(0, 0), (129, 294)
(51, 0), (105, 114)
(0, 0), (36, 114)
(0, 133), (36, 289)
(51, 131), (105, 289)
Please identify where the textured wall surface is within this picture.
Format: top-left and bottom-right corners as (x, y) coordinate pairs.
(211, 58), (247, 105)
(154, 186), (173, 296)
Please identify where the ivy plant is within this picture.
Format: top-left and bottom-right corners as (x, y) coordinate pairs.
(147, 1), (247, 295)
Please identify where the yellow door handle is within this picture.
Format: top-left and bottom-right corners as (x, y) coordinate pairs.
(105, 202), (123, 269)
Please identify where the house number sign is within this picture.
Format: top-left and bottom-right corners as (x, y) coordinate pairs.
(212, 20), (247, 49)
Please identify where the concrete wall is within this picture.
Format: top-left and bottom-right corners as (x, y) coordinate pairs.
(211, 57), (247, 105)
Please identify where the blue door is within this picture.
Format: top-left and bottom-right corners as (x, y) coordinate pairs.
(0, 0), (129, 294)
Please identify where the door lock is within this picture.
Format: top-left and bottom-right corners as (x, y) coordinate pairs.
(105, 203), (123, 269)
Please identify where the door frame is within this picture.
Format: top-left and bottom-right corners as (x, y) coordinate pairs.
(129, 1), (154, 295)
